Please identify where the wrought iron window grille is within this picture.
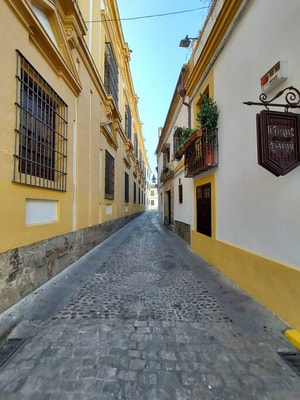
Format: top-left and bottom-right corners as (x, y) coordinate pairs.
(14, 50), (68, 191)
(125, 105), (132, 140)
(104, 42), (119, 107)
(105, 150), (115, 199)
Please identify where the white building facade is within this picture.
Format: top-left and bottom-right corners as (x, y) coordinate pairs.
(157, 0), (300, 330)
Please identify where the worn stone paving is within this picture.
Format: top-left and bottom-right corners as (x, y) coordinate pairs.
(0, 212), (300, 399)
(53, 261), (229, 324)
(52, 214), (230, 325)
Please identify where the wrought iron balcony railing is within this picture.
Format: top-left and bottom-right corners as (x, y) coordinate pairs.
(160, 162), (174, 183)
(183, 129), (218, 177)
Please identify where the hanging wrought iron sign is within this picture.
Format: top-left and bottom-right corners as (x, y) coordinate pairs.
(244, 86), (300, 176)
(256, 110), (300, 176)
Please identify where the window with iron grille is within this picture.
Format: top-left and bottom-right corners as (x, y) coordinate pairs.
(134, 133), (138, 158)
(14, 51), (68, 191)
(125, 105), (132, 140)
(105, 150), (114, 199)
(133, 181), (136, 204)
(104, 42), (118, 106)
(173, 127), (181, 156)
(124, 172), (129, 203)
(163, 144), (170, 167)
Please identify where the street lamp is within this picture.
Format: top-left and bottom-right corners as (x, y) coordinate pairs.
(179, 35), (198, 48)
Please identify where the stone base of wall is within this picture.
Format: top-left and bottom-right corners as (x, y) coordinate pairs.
(0, 213), (141, 314)
(174, 220), (191, 244)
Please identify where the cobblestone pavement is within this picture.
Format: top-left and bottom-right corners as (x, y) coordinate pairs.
(0, 211), (300, 399)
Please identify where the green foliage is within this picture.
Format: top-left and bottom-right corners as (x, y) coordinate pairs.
(196, 93), (219, 129)
(179, 128), (197, 148)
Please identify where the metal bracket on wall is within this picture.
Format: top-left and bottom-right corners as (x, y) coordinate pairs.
(243, 86), (300, 112)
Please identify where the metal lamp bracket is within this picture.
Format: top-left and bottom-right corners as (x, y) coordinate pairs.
(244, 86), (300, 176)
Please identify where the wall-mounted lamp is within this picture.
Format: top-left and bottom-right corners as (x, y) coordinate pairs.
(179, 35), (198, 48)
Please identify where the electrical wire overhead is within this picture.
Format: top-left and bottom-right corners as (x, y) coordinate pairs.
(85, 6), (210, 23)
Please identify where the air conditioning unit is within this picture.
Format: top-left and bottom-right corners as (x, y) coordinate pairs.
(260, 61), (287, 94)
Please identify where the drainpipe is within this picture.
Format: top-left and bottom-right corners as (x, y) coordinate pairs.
(181, 97), (191, 128)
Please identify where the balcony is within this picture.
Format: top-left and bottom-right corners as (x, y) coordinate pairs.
(173, 128), (218, 177)
(160, 162), (174, 183)
(184, 129), (218, 177)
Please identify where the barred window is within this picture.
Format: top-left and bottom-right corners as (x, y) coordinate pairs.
(124, 172), (129, 203)
(125, 105), (132, 140)
(14, 51), (68, 191)
(134, 133), (138, 158)
(104, 42), (118, 107)
(173, 127), (181, 155)
(133, 182), (136, 204)
(105, 150), (114, 199)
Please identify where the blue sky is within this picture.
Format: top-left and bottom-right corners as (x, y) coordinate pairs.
(117, 0), (211, 176)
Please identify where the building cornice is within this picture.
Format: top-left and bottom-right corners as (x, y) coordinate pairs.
(186, 0), (244, 96)
(5, 0), (83, 95)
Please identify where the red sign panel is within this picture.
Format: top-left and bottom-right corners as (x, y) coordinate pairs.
(256, 110), (300, 176)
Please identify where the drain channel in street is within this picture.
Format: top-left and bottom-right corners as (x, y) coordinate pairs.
(0, 338), (25, 368)
(278, 352), (300, 376)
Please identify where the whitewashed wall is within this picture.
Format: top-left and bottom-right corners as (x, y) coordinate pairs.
(214, 0), (300, 267)
(172, 103), (195, 228)
(173, 170), (194, 228)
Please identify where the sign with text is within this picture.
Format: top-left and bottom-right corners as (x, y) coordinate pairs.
(256, 110), (300, 176)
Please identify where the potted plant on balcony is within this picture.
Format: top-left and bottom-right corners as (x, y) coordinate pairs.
(196, 93), (219, 165)
(175, 127), (201, 160)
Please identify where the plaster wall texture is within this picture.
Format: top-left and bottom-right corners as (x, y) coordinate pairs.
(213, 0), (300, 268)
(173, 170), (194, 228)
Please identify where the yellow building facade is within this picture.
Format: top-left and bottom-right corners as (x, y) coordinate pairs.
(0, 0), (150, 312)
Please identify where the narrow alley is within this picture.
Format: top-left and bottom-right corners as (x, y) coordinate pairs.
(0, 211), (299, 400)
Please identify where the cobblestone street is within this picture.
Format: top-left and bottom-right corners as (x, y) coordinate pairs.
(0, 211), (299, 399)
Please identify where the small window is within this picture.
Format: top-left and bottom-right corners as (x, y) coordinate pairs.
(105, 150), (115, 199)
(14, 51), (68, 191)
(178, 184), (183, 203)
(124, 172), (129, 203)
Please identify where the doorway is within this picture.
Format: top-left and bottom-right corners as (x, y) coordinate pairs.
(196, 183), (211, 237)
(165, 190), (172, 225)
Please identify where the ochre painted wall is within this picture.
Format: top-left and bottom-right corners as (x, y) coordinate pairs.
(191, 232), (300, 330)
